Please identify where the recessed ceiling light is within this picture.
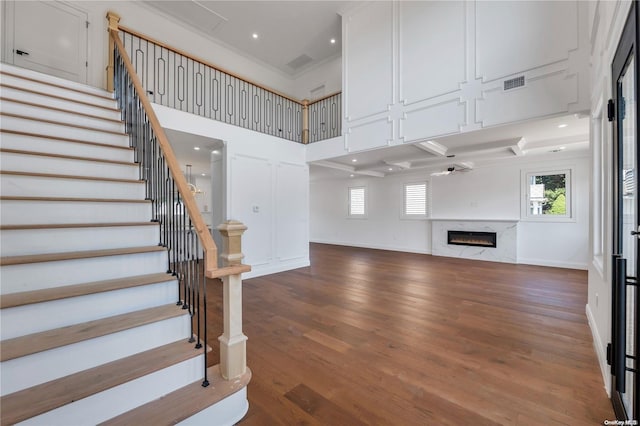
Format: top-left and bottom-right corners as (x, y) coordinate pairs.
(212, 150), (220, 154)
(330, 38), (336, 44)
(349, 174), (354, 178)
(351, 158), (357, 163)
(388, 167), (393, 171)
(194, 146), (200, 151)
(252, 33), (258, 39)
(201, 173), (206, 176)
(558, 124), (568, 128)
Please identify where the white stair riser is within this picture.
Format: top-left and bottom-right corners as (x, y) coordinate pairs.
(1, 115), (128, 146)
(0, 86), (121, 120)
(0, 225), (158, 257)
(1, 280), (178, 339)
(1, 99), (124, 133)
(0, 63), (114, 99)
(0, 315), (191, 396)
(16, 355), (204, 425)
(0, 200), (152, 225)
(1, 175), (144, 200)
(178, 387), (249, 426)
(0, 74), (116, 109)
(1, 152), (138, 180)
(1, 250), (168, 294)
(0, 133), (133, 162)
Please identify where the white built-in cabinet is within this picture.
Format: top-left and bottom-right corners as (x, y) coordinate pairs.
(340, 0), (590, 153)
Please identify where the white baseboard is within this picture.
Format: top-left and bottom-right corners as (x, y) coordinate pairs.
(586, 303), (611, 397)
(517, 257), (587, 270)
(243, 258), (310, 280)
(310, 239), (430, 255)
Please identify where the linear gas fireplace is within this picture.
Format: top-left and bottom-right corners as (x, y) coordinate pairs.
(447, 230), (497, 248)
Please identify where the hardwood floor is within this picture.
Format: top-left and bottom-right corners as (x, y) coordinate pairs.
(206, 243), (614, 425)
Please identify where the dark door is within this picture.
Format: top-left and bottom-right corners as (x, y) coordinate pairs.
(611, 2), (639, 420)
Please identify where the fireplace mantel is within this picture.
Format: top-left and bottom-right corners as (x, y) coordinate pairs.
(431, 220), (518, 263)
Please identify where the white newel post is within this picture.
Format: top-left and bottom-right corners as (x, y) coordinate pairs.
(217, 220), (248, 380)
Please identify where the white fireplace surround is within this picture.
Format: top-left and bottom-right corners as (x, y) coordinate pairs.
(431, 219), (518, 263)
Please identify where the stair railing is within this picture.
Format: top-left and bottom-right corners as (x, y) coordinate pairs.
(108, 12), (250, 387)
(105, 13), (341, 145)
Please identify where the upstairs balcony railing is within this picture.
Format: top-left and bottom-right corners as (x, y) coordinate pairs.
(110, 24), (340, 144)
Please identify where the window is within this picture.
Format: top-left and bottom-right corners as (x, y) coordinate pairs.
(404, 182), (428, 218)
(523, 169), (571, 220)
(348, 186), (366, 217)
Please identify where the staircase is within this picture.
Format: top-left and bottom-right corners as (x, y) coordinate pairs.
(0, 63), (249, 425)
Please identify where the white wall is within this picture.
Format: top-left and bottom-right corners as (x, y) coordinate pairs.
(311, 153), (589, 269)
(587, 0), (634, 396)
(292, 56), (342, 101)
(326, 0), (591, 161)
(154, 104), (309, 279)
(311, 172), (432, 254)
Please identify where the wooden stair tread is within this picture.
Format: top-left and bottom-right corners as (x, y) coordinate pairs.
(0, 196), (150, 203)
(0, 148), (136, 166)
(0, 96), (122, 123)
(0, 129), (132, 151)
(0, 83), (118, 112)
(0, 272), (174, 309)
(0, 70), (115, 101)
(0, 222), (156, 231)
(100, 366), (252, 426)
(0, 339), (206, 425)
(1, 112), (126, 136)
(0, 304), (186, 362)
(0, 245), (166, 266)
(0, 170), (142, 184)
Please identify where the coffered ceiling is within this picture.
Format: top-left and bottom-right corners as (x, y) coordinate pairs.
(310, 113), (590, 180)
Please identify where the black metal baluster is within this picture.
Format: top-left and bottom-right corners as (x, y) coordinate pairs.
(201, 249), (209, 387)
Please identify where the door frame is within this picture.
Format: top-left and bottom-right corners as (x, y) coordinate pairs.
(611, 0), (639, 420)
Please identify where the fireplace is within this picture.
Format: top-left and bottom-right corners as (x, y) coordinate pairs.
(447, 230), (497, 248)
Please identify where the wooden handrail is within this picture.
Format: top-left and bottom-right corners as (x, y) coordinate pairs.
(117, 24), (303, 105)
(109, 29), (218, 272)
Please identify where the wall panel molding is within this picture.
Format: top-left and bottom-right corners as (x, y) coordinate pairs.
(474, 0), (579, 83)
(343, 1), (394, 122)
(398, 0), (466, 105)
(401, 98), (467, 143)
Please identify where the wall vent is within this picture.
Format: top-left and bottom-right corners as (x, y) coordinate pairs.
(503, 76), (525, 91)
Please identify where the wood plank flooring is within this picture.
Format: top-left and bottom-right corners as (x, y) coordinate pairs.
(205, 243), (613, 425)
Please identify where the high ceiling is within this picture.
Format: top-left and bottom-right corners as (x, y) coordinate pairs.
(149, 1), (590, 181)
(143, 1), (348, 77)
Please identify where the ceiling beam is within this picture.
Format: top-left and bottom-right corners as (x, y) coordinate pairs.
(312, 160), (385, 177)
(384, 160), (412, 170)
(447, 137), (523, 156)
(415, 140), (448, 157)
(510, 137), (526, 156)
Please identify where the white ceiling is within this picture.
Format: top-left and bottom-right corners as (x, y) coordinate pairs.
(143, 1), (348, 77)
(310, 112), (590, 181)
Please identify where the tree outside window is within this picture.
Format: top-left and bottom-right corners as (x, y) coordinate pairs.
(527, 171), (570, 218)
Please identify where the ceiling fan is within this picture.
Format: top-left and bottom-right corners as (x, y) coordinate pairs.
(430, 163), (473, 176)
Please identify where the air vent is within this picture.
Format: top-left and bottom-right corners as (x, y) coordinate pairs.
(503, 76), (525, 91)
(287, 54), (313, 70)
